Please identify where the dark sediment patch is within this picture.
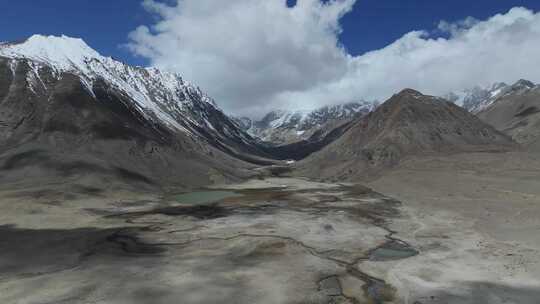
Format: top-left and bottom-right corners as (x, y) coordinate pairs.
(152, 204), (231, 219)
(116, 204), (233, 220)
(105, 231), (166, 255)
(234, 188), (292, 201)
(172, 190), (242, 205)
(343, 184), (375, 196)
(267, 165), (294, 177)
(108, 188), (292, 223)
(4, 185), (105, 206)
(71, 185), (104, 196)
(83, 199), (160, 216)
(315, 194), (341, 203)
(6, 189), (77, 201)
(1, 150), (50, 170)
(0, 225), (163, 278)
(114, 167), (155, 185)
(515, 106), (540, 118)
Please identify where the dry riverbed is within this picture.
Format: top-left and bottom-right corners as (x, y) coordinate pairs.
(0, 154), (539, 304)
(367, 152), (540, 303)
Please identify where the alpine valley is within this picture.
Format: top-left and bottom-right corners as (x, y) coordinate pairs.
(1, 34), (540, 304)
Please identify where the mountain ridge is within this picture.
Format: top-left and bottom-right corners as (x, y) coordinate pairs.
(296, 89), (516, 181)
(477, 81), (540, 151)
(236, 101), (376, 144)
(444, 79), (538, 113)
(0, 35), (271, 159)
(0, 35), (273, 189)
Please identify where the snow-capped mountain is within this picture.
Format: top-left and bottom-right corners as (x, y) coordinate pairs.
(231, 116), (253, 131)
(0, 35), (272, 188)
(0, 35), (263, 157)
(237, 102), (377, 145)
(443, 80), (537, 113)
(476, 80), (540, 151)
(300, 102), (377, 130)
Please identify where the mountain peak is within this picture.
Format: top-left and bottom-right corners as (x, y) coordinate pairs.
(0, 34), (224, 135)
(298, 87), (516, 180)
(512, 79), (535, 89)
(27, 34), (91, 48)
(397, 88), (423, 97)
(0, 34), (101, 69)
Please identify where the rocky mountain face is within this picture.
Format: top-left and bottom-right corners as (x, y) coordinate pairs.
(476, 80), (540, 151)
(444, 80), (536, 113)
(236, 102), (376, 145)
(1, 35), (530, 190)
(0, 35), (270, 189)
(297, 89), (516, 181)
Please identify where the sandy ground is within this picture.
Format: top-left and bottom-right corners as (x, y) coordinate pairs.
(366, 151), (540, 303)
(0, 152), (539, 303)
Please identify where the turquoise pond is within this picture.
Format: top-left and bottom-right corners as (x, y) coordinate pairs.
(369, 241), (419, 261)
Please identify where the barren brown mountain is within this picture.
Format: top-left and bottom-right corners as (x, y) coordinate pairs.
(296, 89), (516, 181)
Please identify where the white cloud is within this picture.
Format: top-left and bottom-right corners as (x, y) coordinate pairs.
(128, 2), (540, 117)
(437, 16), (479, 35)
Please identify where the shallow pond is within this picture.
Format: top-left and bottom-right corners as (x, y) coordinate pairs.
(369, 240), (418, 261)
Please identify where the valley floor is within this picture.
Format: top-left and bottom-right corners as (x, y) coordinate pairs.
(367, 151), (540, 303)
(0, 151), (539, 304)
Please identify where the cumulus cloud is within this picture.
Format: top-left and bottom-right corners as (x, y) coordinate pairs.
(128, 2), (540, 117)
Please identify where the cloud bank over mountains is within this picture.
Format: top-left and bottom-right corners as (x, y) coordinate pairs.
(128, 0), (540, 117)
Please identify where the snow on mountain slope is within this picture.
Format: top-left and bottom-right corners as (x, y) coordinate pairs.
(443, 80), (537, 113)
(239, 101), (376, 144)
(476, 80), (540, 150)
(298, 102), (376, 130)
(0, 35), (222, 135)
(0, 35), (262, 154)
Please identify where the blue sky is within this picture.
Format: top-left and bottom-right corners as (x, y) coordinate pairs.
(1, 1), (152, 65)
(2, 0), (539, 66)
(339, 1), (540, 54)
(2, 1), (540, 115)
